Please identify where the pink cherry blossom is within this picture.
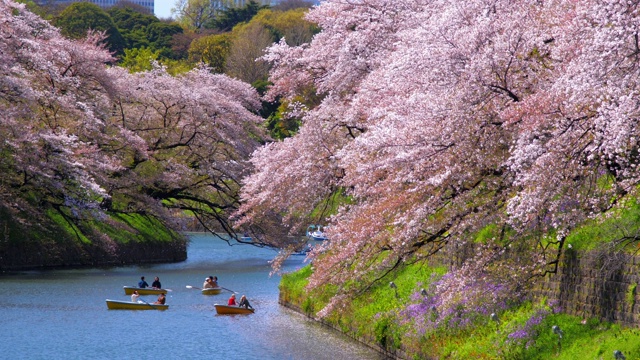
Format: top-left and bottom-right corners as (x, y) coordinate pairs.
(240, 0), (640, 317)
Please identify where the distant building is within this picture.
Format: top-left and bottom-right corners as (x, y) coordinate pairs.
(38, 0), (154, 14)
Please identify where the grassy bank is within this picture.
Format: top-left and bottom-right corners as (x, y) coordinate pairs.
(280, 261), (640, 359)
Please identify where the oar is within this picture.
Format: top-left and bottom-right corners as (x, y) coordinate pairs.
(220, 286), (237, 294)
(140, 298), (157, 310)
(186, 285), (202, 290)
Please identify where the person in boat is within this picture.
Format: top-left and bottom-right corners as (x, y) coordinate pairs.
(228, 294), (237, 306)
(238, 295), (253, 310)
(138, 276), (149, 289)
(203, 277), (215, 289)
(131, 290), (140, 303)
(154, 293), (166, 305)
(151, 276), (161, 289)
(209, 276), (218, 287)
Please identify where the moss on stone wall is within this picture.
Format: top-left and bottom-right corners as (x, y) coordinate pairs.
(0, 203), (186, 270)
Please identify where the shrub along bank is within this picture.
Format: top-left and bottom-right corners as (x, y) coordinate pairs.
(279, 261), (640, 359)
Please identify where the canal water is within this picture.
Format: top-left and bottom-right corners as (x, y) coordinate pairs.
(0, 233), (384, 360)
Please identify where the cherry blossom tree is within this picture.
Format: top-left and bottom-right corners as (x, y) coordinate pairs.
(106, 64), (266, 237)
(238, 0), (640, 317)
(1, 0), (267, 244)
(0, 0), (119, 222)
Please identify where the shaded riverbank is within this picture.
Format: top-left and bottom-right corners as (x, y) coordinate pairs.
(0, 206), (186, 271)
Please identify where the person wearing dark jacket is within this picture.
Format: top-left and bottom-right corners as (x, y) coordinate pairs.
(238, 295), (252, 309)
(151, 277), (161, 289)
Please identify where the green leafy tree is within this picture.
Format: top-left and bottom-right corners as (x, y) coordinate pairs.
(188, 33), (232, 73)
(54, 2), (125, 55)
(120, 47), (160, 73)
(146, 22), (184, 59)
(108, 6), (159, 49)
(110, 0), (152, 15)
(161, 59), (194, 76)
(252, 8), (319, 46)
(265, 101), (300, 140)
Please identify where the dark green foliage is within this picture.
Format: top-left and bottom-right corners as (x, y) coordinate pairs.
(54, 2), (125, 55)
(207, 0), (269, 32)
(107, 6), (183, 60)
(0, 201), (186, 270)
(108, 6), (158, 31)
(265, 104), (300, 140)
(252, 79), (282, 123)
(108, 6), (160, 49)
(374, 316), (394, 348)
(145, 22), (184, 59)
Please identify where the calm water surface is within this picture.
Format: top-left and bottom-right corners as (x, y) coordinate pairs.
(0, 233), (384, 360)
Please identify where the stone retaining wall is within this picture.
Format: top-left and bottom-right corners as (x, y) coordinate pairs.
(533, 249), (640, 327)
(436, 242), (640, 326)
(279, 246), (640, 360)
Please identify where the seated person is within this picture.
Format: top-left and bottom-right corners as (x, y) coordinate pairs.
(154, 293), (166, 305)
(131, 290), (140, 303)
(203, 277), (214, 289)
(228, 294), (237, 306)
(238, 295), (252, 309)
(138, 276), (149, 289)
(151, 276), (161, 289)
(209, 276), (218, 288)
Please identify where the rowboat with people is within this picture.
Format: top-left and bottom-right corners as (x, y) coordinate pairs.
(123, 286), (167, 295)
(202, 287), (222, 295)
(106, 299), (169, 310)
(214, 304), (255, 315)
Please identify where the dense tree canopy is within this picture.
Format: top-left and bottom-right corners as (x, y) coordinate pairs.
(252, 8), (319, 47)
(107, 6), (160, 49)
(54, 2), (125, 54)
(107, 6), (184, 59)
(188, 33), (232, 73)
(237, 0), (640, 316)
